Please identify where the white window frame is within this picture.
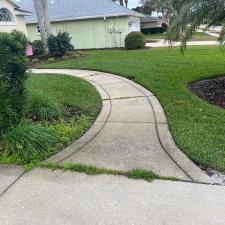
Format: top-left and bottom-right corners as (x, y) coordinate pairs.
(0, 7), (17, 26)
(36, 25), (40, 34)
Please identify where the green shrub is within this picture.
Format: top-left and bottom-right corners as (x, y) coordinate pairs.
(3, 122), (57, 160)
(47, 32), (74, 56)
(141, 27), (166, 35)
(53, 116), (91, 145)
(0, 81), (15, 135)
(32, 40), (45, 55)
(0, 30), (28, 134)
(125, 32), (145, 50)
(47, 57), (56, 63)
(26, 92), (61, 121)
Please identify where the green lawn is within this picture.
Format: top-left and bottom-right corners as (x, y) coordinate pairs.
(43, 47), (225, 172)
(27, 73), (101, 117)
(145, 32), (217, 41)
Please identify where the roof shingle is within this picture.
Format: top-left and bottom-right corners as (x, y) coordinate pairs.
(18, 0), (143, 23)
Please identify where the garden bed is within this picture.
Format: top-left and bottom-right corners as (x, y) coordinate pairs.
(189, 76), (225, 109)
(29, 51), (88, 68)
(0, 73), (101, 169)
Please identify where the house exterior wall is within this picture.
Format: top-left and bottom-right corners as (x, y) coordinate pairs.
(142, 21), (160, 29)
(27, 16), (140, 49)
(128, 16), (141, 32)
(0, 0), (27, 34)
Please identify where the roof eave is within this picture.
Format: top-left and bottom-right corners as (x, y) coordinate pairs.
(26, 12), (144, 24)
(15, 9), (32, 16)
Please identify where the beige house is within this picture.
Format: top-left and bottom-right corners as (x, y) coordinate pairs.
(0, 0), (30, 34)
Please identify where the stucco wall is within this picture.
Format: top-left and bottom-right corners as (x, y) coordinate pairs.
(0, 0), (27, 34)
(27, 16), (140, 49)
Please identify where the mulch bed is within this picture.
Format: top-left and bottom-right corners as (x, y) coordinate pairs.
(189, 76), (225, 108)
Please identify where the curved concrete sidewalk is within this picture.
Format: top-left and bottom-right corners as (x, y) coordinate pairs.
(32, 69), (211, 183)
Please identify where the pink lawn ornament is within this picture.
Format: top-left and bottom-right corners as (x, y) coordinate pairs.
(26, 44), (33, 56)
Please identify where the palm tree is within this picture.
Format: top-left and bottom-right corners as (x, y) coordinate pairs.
(140, 0), (173, 20)
(112, 0), (128, 7)
(166, 0), (225, 47)
(33, 0), (51, 49)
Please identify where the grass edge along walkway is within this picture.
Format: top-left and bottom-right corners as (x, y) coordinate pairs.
(41, 162), (179, 183)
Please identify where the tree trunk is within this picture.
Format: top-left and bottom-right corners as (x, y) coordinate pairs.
(40, 0), (51, 38)
(119, 0), (124, 6)
(33, 0), (51, 50)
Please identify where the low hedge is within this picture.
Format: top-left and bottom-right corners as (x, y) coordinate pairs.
(141, 27), (166, 35)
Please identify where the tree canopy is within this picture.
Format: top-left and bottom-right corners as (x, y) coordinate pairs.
(166, 0), (225, 47)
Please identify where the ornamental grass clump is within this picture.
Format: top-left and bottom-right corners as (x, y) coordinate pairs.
(3, 122), (57, 160)
(26, 92), (61, 121)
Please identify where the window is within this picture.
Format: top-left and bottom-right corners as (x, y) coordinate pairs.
(36, 25), (41, 34)
(0, 8), (13, 22)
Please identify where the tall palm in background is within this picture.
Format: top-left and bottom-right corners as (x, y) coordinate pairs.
(113, 0), (128, 7)
(139, 0), (174, 20)
(167, 0), (225, 47)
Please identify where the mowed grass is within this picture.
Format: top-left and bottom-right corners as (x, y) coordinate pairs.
(44, 46), (225, 171)
(145, 32), (217, 41)
(27, 73), (101, 117)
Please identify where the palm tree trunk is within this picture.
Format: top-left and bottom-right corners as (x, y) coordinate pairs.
(33, 0), (47, 45)
(40, 0), (51, 38)
(119, 0), (124, 6)
(33, 0), (51, 49)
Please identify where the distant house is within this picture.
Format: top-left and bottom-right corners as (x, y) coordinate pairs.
(141, 16), (162, 29)
(141, 15), (167, 34)
(0, 0), (30, 34)
(19, 0), (143, 49)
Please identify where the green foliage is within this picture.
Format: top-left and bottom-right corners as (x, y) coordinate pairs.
(0, 73), (101, 167)
(141, 27), (166, 35)
(47, 57), (56, 63)
(125, 32), (145, 50)
(0, 81), (15, 134)
(32, 40), (45, 56)
(127, 169), (160, 182)
(26, 92), (61, 121)
(52, 116), (91, 145)
(26, 73), (102, 116)
(42, 163), (177, 182)
(0, 30), (28, 134)
(47, 32), (74, 56)
(3, 122), (57, 160)
(166, 0), (224, 48)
